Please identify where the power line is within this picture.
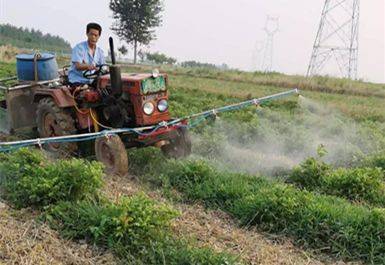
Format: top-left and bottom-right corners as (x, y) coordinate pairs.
(307, 0), (360, 80)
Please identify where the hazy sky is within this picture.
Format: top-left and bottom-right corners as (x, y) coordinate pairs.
(0, 0), (384, 83)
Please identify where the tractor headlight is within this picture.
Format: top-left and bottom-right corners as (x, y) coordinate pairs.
(157, 99), (168, 112)
(143, 102), (155, 115)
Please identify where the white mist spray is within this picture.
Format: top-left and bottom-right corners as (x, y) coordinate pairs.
(192, 96), (383, 175)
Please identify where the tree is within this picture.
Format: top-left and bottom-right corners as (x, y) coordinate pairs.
(118, 45), (128, 57)
(146, 52), (176, 65)
(138, 49), (145, 62)
(109, 0), (163, 64)
(180, 60), (218, 69)
(0, 24), (71, 53)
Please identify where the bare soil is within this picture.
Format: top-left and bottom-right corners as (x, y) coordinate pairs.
(0, 202), (116, 265)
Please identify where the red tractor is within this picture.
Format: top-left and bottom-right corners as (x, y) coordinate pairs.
(0, 38), (191, 175)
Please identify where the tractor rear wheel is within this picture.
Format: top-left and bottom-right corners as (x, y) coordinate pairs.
(36, 97), (77, 157)
(95, 135), (128, 176)
(161, 127), (192, 159)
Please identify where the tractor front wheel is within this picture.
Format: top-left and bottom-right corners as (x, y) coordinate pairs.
(95, 135), (128, 176)
(161, 127), (192, 159)
(36, 97), (78, 157)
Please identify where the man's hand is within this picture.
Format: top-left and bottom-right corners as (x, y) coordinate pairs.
(74, 62), (97, 71)
(87, 64), (97, 71)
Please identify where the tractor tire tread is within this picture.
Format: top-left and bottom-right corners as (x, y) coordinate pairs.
(36, 97), (78, 157)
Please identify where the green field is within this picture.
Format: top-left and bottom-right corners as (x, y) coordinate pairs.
(125, 65), (385, 264)
(1, 61), (385, 264)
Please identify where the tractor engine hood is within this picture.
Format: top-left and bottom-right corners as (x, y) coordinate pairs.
(99, 73), (168, 95)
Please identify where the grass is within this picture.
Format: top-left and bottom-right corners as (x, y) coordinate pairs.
(169, 74), (385, 123)
(0, 61), (15, 78)
(123, 64), (385, 123)
(127, 148), (385, 264)
(124, 64), (385, 97)
(0, 61), (17, 101)
(0, 149), (239, 264)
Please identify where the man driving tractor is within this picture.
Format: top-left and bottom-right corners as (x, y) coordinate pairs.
(9, 22), (191, 176)
(68, 23), (106, 86)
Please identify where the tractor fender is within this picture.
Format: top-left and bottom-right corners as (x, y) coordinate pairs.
(34, 88), (91, 130)
(33, 87), (75, 108)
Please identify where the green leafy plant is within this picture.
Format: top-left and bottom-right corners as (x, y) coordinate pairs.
(0, 148), (103, 208)
(363, 153), (385, 170)
(127, 154), (385, 263)
(324, 167), (385, 204)
(46, 194), (236, 264)
(288, 157), (331, 188)
(288, 156), (385, 206)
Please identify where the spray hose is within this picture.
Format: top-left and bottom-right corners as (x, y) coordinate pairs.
(0, 89), (299, 152)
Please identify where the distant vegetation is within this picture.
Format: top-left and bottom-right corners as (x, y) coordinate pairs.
(180, 60), (229, 70)
(145, 52), (177, 65)
(0, 24), (71, 53)
(139, 53), (230, 70)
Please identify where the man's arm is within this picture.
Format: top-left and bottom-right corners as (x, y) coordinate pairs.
(72, 44), (96, 71)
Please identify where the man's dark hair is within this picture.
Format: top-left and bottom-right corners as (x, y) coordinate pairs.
(87, 23), (102, 35)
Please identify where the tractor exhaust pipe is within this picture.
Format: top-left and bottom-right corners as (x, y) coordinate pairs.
(109, 37), (122, 96)
(109, 37), (117, 65)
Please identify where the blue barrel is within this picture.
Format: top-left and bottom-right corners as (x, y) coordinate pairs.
(16, 53), (59, 81)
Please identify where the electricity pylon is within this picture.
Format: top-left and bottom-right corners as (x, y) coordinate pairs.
(307, 0), (360, 79)
(261, 16), (279, 73)
(251, 41), (264, 71)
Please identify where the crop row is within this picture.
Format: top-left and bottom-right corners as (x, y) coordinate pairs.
(0, 149), (237, 264)
(128, 148), (385, 264)
(289, 157), (385, 207)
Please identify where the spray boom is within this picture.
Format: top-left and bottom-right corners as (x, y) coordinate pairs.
(184, 88), (300, 121)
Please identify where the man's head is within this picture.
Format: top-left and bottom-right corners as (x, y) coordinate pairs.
(86, 23), (102, 46)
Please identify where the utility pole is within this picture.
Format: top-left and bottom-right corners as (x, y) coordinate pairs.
(307, 0), (360, 79)
(261, 16), (279, 73)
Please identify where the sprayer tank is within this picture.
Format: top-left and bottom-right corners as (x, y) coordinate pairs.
(16, 53), (59, 81)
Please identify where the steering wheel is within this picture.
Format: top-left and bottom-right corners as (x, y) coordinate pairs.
(83, 64), (110, 79)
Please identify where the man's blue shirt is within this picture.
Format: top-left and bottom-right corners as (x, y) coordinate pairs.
(68, 41), (106, 84)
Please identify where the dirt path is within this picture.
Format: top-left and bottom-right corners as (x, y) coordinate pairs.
(103, 174), (358, 265)
(0, 201), (116, 265)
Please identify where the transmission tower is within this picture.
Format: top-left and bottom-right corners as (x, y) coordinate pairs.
(261, 16), (279, 73)
(251, 41), (264, 71)
(307, 0), (360, 79)
(0, 0), (3, 22)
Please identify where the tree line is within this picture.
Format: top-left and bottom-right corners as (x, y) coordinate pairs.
(0, 24), (71, 53)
